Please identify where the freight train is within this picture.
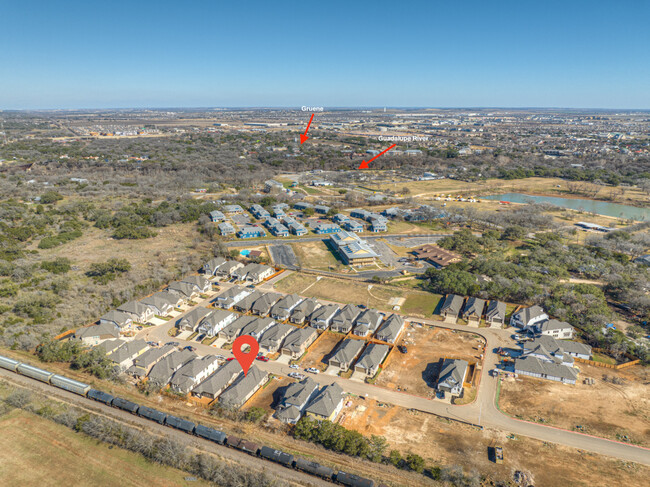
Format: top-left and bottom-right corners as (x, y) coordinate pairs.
(0, 354), (378, 487)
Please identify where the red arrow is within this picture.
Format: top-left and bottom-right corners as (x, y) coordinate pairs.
(300, 113), (314, 144)
(358, 144), (397, 169)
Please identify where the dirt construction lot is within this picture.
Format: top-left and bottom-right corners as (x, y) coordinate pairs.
(299, 332), (344, 371)
(376, 326), (484, 398)
(242, 376), (292, 413)
(340, 397), (650, 487)
(500, 364), (650, 447)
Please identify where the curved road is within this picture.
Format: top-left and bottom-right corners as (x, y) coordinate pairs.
(138, 286), (650, 467)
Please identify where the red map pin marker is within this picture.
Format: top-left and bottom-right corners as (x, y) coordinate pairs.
(232, 334), (259, 376)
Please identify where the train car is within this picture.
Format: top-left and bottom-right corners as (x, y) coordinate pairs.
(111, 397), (139, 414)
(0, 355), (19, 372)
(50, 375), (91, 396)
(226, 435), (242, 448)
(194, 424), (227, 444)
(258, 446), (294, 467)
(87, 389), (115, 405)
(237, 439), (260, 455)
(293, 457), (335, 480)
(335, 471), (375, 487)
(16, 363), (54, 383)
(137, 406), (167, 424)
(226, 436), (259, 455)
(164, 415), (196, 434)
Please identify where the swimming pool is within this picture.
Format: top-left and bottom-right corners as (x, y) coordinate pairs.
(240, 249), (251, 256)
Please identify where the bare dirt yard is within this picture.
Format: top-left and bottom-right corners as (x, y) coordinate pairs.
(243, 376), (292, 413)
(499, 364), (650, 447)
(299, 332), (344, 371)
(376, 326), (484, 398)
(340, 397), (650, 487)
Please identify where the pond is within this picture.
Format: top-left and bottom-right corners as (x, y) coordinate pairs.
(482, 193), (648, 221)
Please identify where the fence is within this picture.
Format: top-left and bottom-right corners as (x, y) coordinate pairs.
(574, 356), (640, 370)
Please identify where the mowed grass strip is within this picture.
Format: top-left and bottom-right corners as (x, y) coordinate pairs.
(0, 409), (211, 487)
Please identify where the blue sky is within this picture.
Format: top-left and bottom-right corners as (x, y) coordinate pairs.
(1, 1), (649, 109)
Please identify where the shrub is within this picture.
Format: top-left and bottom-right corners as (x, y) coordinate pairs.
(41, 257), (72, 274)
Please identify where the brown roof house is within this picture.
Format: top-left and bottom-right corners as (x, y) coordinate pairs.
(412, 244), (461, 268)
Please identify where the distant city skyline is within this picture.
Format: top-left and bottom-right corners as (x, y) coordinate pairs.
(1, 1), (649, 110)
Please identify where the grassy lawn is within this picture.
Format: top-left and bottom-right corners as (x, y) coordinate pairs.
(0, 409), (210, 487)
(401, 292), (442, 317)
(592, 352), (617, 365)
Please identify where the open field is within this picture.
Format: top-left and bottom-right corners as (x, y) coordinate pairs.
(300, 332), (344, 371)
(499, 364), (650, 447)
(376, 326), (483, 398)
(291, 240), (345, 271)
(0, 408), (210, 487)
(274, 272), (442, 316)
(340, 397), (650, 487)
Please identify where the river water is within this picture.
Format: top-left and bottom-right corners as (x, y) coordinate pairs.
(482, 193), (649, 221)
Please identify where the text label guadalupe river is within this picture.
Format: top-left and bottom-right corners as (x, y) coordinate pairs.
(482, 193), (648, 221)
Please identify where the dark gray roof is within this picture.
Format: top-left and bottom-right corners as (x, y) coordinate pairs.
(355, 343), (389, 371)
(440, 294), (464, 315)
(219, 366), (268, 408)
(282, 327), (318, 353)
(271, 294), (303, 317)
(375, 314), (404, 342)
(331, 339), (365, 366)
(515, 356), (578, 381)
(221, 315), (257, 340)
(170, 355), (219, 392)
(305, 383), (344, 417)
(192, 359), (242, 397)
(290, 298), (320, 322)
(74, 322), (119, 340)
(281, 377), (319, 408)
(148, 349), (197, 385)
(486, 300), (506, 320)
(251, 292), (281, 315)
(179, 307), (212, 328)
(438, 359), (468, 389)
(259, 323), (295, 349)
(462, 297), (486, 318)
(311, 304), (339, 322)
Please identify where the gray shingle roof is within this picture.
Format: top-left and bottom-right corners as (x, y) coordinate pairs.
(440, 295), (464, 315)
(148, 349), (197, 385)
(192, 359), (242, 397)
(219, 366), (268, 408)
(355, 343), (389, 371)
(486, 300), (506, 321)
(375, 314), (404, 343)
(305, 383), (344, 418)
(330, 339), (365, 366)
(515, 356), (578, 381)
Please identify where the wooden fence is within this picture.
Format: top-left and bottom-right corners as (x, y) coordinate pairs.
(574, 356), (640, 370)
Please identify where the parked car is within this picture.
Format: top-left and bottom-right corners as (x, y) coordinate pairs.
(289, 364), (299, 369)
(398, 345), (408, 354)
(184, 346), (196, 352)
(305, 367), (319, 374)
(256, 356), (269, 362)
(196, 334), (205, 342)
(226, 357), (236, 362)
(166, 341), (180, 347)
(214, 355), (225, 360)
